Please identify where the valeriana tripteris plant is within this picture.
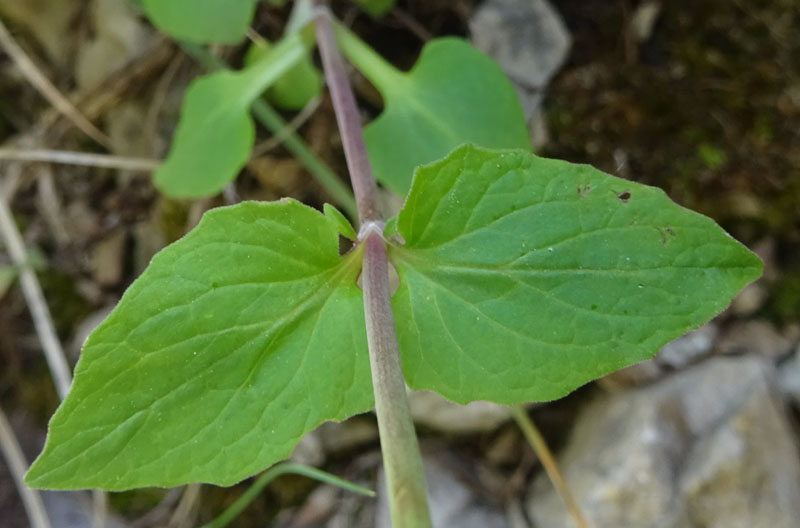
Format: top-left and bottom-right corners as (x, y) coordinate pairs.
(25, 3), (762, 527)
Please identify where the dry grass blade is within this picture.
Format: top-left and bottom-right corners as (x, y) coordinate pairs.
(511, 404), (591, 528)
(251, 95), (322, 157)
(0, 405), (52, 528)
(0, 18), (112, 149)
(0, 195), (72, 399)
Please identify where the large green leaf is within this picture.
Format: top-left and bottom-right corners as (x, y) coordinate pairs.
(26, 201), (372, 490)
(142, 0), (257, 44)
(389, 145), (763, 404)
(155, 32), (309, 198)
(336, 27), (530, 194)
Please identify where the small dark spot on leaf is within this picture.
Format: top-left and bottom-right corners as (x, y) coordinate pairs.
(654, 227), (668, 245)
(577, 184), (592, 196)
(617, 190), (631, 202)
(665, 227), (676, 237)
(591, 304), (598, 310)
(211, 282), (219, 289)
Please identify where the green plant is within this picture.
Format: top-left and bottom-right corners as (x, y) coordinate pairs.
(25, 3), (762, 528)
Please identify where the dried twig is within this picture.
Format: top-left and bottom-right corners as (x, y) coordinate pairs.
(167, 483), (202, 528)
(0, 18), (112, 149)
(0, 148), (161, 171)
(0, 194), (72, 399)
(0, 405), (52, 528)
(252, 95), (322, 157)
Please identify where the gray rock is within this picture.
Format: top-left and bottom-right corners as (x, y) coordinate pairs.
(409, 390), (511, 434)
(778, 344), (800, 406)
(716, 320), (794, 360)
(527, 357), (800, 528)
(470, 0), (571, 144)
(42, 491), (128, 528)
(656, 323), (717, 369)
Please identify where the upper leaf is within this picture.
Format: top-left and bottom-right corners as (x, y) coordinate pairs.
(390, 145), (763, 404)
(352, 0), (396, 17)
(26, 201), (372, 490)
(244, 39), (322, 111)
(142, 0), (258, 44)
(155, 32), (309, 198)
(336, 27), (531, 194)
(243, 0), (322, 111)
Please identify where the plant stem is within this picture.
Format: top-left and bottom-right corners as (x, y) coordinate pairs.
(315, 6), (433, 527)
(361, 234), (432, 527)
(314, 9), (380, 226)
(510, 405), (590, 528)
(179, 42), (358, 219)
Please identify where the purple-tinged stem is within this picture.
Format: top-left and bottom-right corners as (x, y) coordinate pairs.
(315, 7), (380, 226)
(315, 7), (432, 527)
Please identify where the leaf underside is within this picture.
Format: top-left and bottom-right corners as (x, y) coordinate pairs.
(362, 38), (531, 194)
(390, 145), (763, 404)
(142, 0), (257, 44)
(26, 201), (372, 490)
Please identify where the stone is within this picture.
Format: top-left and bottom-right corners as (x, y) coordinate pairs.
(91, 229), (127, 287)
(527, 356), (800, 528)
(778, 344), (800, 406)
(629, 1), (662, 43)
(408, 390), (511, 434)
(655, 323), (717, 369)
(315, 416), (379, 455)
(470, 0), (571, 144)
(42, 491), (129, 528)
(75, 0), (156, 90)
(290, 430), (325, 467)
(716, 320), (794, 360)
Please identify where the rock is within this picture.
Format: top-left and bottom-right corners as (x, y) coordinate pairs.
(376, 453), (508, 528)
(527, 356), (800, 528)
(629, 1), (662, 43)
(75, 0), (156, 90)
(729, 282), (768, 316)
(408, 390), (511, 434)
(716, 320), (794, 360)
(290, 430), (325, 467)
(42, 491), (129, 528)
(470, 0), (571, 145)
(91, 229), (127, 287)
(778, 344), (800, 406)
(656, 323), (717, 369)
(315, 416), (379, 455)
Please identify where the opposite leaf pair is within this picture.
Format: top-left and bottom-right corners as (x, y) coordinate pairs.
(26, 145), (762, 490)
